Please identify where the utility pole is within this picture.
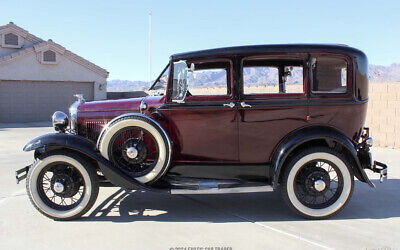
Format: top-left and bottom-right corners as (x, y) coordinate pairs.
(148, 12), (152, 85)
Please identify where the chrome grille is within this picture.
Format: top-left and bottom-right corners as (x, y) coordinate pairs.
(85, 120), (107, 142)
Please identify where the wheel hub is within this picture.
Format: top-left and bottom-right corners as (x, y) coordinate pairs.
(122, 138), (147, 164)
(294, 159), (345, 210)
(126, 147), (138, 159)
(53, 182), (64, 193)
(302, 167), (331, 195)
(50, 173), (80, 198)
(314, 179), (326, 192)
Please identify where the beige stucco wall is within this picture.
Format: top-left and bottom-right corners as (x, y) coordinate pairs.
(366, 82), (400, 148)
(0, 50), (107, 100)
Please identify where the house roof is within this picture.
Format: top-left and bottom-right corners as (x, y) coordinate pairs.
(0, 22), (109, 78)
(0, 22), (43, 43)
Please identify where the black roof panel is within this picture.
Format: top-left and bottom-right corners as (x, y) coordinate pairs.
(170, 44), (366, 61)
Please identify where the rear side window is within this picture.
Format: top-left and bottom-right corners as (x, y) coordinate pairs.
(312, 57), (348, 94)
(242, 58), (304, 95)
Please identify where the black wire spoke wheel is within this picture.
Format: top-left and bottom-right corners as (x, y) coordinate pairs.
(98, 115), (172, 184)
(294, 159), (344, 209)
(282, 147), (354, 219)
(27, 152), (99, 220)
(109, 126), (160, 177)
(37, 162), (85, 210)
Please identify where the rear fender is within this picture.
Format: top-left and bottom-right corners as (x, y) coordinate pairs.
(23, 133), (166, 192)
(270, 126), (374, 189)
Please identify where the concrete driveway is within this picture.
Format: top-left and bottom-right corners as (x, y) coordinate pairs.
(0, 123), (399, 250)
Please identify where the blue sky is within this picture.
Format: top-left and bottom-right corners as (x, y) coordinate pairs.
(1, 0), (399, 81)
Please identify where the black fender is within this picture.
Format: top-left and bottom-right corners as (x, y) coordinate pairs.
(270, 126), (374, 189)
(23, 133), (168, 193)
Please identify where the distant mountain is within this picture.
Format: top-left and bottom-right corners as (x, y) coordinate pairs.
(369, 63), (400, 82)
(107, 80), (150, 92)
(107, 63), (400, 92)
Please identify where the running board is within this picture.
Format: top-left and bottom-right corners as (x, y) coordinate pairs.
(170, 185), (273, 194)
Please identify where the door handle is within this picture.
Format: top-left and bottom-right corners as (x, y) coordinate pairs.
(240, 102), (252, 108)
(223, 102), (235, 108)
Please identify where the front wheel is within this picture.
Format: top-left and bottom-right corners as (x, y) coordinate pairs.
(26, 151), (99, 220)
(281, 147), (354, 219)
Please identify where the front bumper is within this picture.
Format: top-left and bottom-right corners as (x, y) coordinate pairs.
(15, 165), (30, 184)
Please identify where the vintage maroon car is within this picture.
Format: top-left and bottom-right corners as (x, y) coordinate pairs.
(17, 44), (387, 220)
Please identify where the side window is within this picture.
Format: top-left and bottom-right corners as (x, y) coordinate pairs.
(312, 57), (347, 93)
(169, 60), (232, 102)
(243, 59), (304, 95)
(188, 68), (228, 96)
(243, 66), (279, 94)
(185, 60), (231, 97)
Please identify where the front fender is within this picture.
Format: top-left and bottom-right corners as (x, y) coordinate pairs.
(271, 126), (374, 189)
(23, 133), (166, 192)
(24, 133), (97, 154)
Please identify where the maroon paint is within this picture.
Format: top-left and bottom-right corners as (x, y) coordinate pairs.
(76, 50), (366, 166)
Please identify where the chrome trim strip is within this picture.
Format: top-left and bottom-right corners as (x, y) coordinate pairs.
(170, 185), (273, 194)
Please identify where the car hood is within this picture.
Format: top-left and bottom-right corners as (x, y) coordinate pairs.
(77, 96), (165, 112)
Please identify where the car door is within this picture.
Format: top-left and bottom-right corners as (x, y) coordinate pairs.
(163, 58), (239, 163)
(238, 54), (309, 163)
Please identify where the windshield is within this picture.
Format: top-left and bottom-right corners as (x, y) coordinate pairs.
(149, 64), (170, 95)
(171, 61), (190, 102)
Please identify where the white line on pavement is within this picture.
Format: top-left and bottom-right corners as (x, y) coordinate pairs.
(232, 212), (334, 250)
(0, 189), (26, 204)
(181, 195), (334, 250)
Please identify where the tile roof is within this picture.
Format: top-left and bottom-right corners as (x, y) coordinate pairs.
(0, 22), (109, 78)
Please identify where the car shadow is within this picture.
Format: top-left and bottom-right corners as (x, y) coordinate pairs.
(81, 179), (400, 223)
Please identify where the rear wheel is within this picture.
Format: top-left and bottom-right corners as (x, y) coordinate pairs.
(281, 147), (354, 219)
(26, 151), (99, 220)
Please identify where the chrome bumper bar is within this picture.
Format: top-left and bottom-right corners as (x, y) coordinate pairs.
(372, 161), (388, 183)
(15, 165), (30, 184)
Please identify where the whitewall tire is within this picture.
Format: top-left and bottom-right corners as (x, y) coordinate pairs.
(282, 147), (354, 219)
(97, 114), (171, 184)
(26, 151), (99, 220)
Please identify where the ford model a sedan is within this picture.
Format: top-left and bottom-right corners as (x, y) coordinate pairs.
(17, 44), (387, 220)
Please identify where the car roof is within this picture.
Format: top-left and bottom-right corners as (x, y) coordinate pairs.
(170, 44), (366, 61)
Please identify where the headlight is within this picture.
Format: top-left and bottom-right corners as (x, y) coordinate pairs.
(69, 94), (85, 131)
(52, 111), (69, 132)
